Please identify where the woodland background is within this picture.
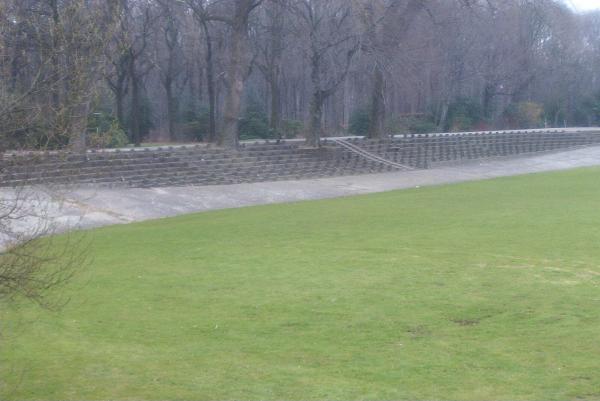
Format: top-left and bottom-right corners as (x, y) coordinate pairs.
(2, 0), (600, 150)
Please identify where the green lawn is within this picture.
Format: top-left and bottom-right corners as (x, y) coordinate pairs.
(3, 168), (600, 400)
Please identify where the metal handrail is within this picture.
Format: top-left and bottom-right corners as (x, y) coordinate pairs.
(331, 139), (414, 170)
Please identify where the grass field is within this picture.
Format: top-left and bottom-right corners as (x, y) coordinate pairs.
(2, 168), (600, 400)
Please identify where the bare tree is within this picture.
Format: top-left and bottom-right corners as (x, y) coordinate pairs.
(188, 0), (265, 147)
(186, 0), (218, 143)
(255, 0), (289, 137)
(292, 0), (359, 147)
(220, 0), (265, 147)
(105, 50), (130, 131)
(113, 0), (157, 147)
(155, 1), (188, 141)
(355, 0), (426, 138)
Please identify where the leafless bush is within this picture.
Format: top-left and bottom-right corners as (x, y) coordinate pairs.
(0, 186), (87, 308)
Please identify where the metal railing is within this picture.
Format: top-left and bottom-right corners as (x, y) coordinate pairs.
(330, 139), (414, 170)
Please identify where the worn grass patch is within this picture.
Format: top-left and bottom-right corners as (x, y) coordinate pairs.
(2, 167), (600, 400)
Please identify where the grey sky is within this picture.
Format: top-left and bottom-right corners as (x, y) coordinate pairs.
(568, 0), (600, 11)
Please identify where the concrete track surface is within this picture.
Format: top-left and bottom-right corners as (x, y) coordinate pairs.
(2, 145), (600, 249)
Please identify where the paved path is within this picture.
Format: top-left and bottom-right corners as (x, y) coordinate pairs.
(3, 146), (600, 248)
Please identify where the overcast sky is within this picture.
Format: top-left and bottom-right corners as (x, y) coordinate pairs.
(568, 0), (600, 11)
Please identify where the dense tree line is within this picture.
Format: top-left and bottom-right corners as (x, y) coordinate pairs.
(2, 0), (600, 150)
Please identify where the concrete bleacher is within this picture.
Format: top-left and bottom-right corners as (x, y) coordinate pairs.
(0, 142), (390, 188)
(334, 129), (600, 169)
(2, 129), (600, 188)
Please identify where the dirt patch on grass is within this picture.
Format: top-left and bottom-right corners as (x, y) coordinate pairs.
(451, 318), (481, 327)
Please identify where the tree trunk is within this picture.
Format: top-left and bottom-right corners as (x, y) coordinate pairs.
(269, 71), (282, 138)
(70, 101), (90, 153)
(438, 101), (449, 131)
(201, 20), (217, 143)
(483, 83), (495, 120)
(115, 85), (125, 130)
(165, 78), (176, 141)
(307, 47), (322, 147)
(266, 3), (284, 139)
(221, 23), (247, 148)
(368, 64), (385, 138)
(107, 57), (128, 130)
(129, 56), (142, 147)
(49, 0), (61, 110)
(307, 91), (323, 147)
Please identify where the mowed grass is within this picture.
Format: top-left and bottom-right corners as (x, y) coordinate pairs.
(3, 168), (600, 400)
